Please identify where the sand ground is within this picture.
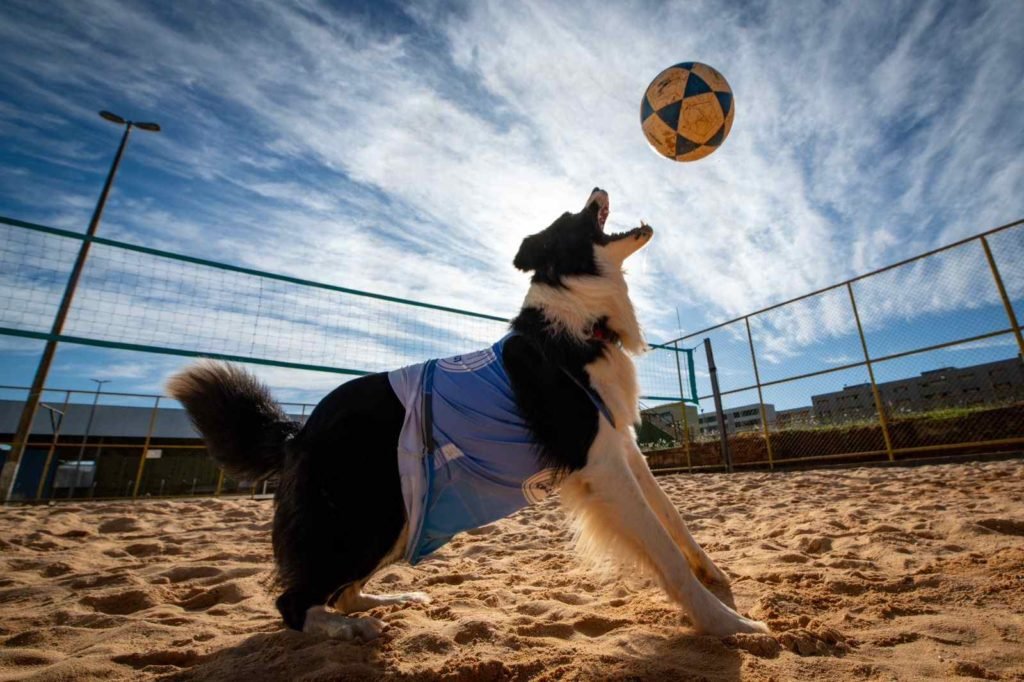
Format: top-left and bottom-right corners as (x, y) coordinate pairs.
(1, 459), (1022, 681)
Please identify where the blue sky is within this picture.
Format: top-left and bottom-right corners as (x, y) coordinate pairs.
(1, 0), (1022, 413)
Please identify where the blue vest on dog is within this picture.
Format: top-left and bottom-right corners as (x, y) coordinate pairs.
(389, 336), (560, 564)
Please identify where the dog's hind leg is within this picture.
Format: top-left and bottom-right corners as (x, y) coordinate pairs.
(295, 528), (428, 641)
(561, 421), (767, 637)
(329, 526), (431, 614)
(623, 438), (731, 587)
(333, 581), (431, 613)
(277, 525), (419, 641)
(284, 568), (428, 642)
(271, 371), (412, 640)
(282, 573), (427, 642)
(276, 576), (390, 641)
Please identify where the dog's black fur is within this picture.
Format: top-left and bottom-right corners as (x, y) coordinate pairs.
(167, 201), (648, 631)
(272, 372), (407, 631)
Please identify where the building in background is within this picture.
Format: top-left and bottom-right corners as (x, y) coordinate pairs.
(811, 357), (1024, 423)
(0, 400), (311, 500)
(671, 357), (1024, 435)
(775, 405), (815, 428)
(697, 403), (777, 436)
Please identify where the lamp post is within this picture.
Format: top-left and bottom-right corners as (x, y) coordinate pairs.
(0, 111), (160, 503)
(68, 379), (110, 498)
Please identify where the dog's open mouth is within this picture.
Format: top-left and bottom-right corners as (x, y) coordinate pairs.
(604, 223), (654, 242)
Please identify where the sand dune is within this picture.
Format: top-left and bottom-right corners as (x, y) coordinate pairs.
(1, 459), (1022, 681)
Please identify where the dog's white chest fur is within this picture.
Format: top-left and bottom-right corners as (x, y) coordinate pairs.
(522, 248), (645, 430)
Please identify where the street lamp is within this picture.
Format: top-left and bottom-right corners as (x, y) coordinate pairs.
(69, 379), (110, 498)
(0, 111), (161, 503)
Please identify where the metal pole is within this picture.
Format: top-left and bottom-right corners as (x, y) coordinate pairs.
(980, 236), (1024, 360)
(847, 283), (895, 461)
(672, 341), (693, 472)
(132, 396), (161, 499)
(69, 379), (109, 498)
(704, 338), (733, 472)
(745, 317), (775, 469)
(1, 123), (134, 502)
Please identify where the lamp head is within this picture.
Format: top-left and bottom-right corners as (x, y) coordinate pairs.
(99, 110), (126, 125)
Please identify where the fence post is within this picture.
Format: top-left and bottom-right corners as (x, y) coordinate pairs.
(847, 282), (895, 461)
(744, 317), (775, 470)
(672, 341), (693, 471)
(132, 396), (160, 499)
(35, 391), (71, 501)
(981, 236), (1024, 359)
(704, 338), (733, 472)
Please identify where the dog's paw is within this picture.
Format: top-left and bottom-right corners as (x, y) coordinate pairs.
(401, 591), (431, 605)
(695, 611), (770, 638)
(734, 616), (771, 636)
(380, 585), (432, 602)
(362, 590), (431, 608)
(324, 615), (387, 641)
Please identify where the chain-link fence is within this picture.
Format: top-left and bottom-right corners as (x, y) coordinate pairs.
(0, 215), (696, 501)
(2, 214), (1019, 498)
(643, 219), (1024, 472)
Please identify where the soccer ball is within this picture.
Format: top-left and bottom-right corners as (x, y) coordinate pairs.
(640, 62), (735, 162)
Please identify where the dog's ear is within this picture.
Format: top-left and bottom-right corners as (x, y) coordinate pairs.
(513, 231), (546, 272)
(515, 212), (573, 271)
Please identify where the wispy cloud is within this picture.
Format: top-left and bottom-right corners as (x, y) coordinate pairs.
(0, 0), (1022, 398)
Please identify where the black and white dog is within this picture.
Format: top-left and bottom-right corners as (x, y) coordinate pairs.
(167, 195), (768, 640)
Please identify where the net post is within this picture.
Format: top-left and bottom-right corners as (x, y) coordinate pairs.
(704, 338), (733, 472)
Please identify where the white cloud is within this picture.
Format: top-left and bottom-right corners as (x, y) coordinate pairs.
(1, 0), (1022, 398)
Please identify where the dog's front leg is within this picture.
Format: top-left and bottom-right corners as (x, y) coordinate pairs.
(561, 421), (767, 637)
(624, 438), (731, 587)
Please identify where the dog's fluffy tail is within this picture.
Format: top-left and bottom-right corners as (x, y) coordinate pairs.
(166, 360), (299, 480)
